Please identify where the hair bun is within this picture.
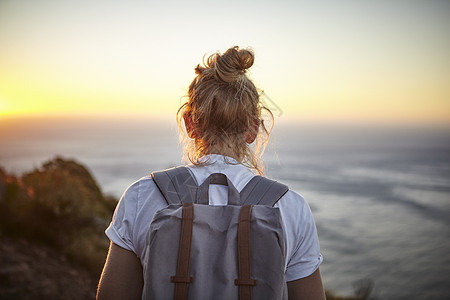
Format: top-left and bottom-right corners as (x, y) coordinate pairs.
(210, 46), (254, 83)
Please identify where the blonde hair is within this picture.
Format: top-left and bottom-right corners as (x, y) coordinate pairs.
(177, 46), (273, 174)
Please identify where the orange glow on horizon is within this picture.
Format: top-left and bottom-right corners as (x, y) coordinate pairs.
(0, 1), (449, 126)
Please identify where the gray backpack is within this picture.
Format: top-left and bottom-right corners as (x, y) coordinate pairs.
(142, 166), (289, 300)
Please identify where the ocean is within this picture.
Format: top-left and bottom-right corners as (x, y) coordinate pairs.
(1, 117), (449, 299)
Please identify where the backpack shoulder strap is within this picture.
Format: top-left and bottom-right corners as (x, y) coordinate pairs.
(240, 176), (289, 207)
(151, 166), (198, 205)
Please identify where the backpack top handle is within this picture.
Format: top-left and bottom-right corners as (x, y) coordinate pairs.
(196, 173), (241, 205)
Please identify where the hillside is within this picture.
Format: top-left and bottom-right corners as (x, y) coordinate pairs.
(0, 234), (97, 299)
(0, 157), (115, 299)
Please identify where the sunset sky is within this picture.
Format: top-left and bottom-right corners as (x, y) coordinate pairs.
(0, 0), (449, 125)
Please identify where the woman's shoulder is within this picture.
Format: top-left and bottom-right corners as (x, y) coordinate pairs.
(111, 175), (168, 260)
(118, 175), (167, 216)
(120, 175), (153, 197)
(132, 175), (158, 196)
(275, 189), (316, 226)
(278, 189), (308, 207)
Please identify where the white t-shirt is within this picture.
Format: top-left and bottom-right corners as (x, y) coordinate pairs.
(106, 155), (323, 282)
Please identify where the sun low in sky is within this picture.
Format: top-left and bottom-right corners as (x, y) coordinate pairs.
(0, 0), (449, 126)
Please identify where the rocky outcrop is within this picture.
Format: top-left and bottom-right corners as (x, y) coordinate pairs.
(0, 157), (116, 299)
(0, 235), (97, 300)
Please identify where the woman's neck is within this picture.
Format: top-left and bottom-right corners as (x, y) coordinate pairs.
(209, 147), (242, 163)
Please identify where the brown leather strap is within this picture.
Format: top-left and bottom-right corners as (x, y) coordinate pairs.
(171, 203), (194, 300)
(235, 205), (256, 300)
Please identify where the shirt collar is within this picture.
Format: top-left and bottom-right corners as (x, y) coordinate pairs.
(197, 154), (240, 165)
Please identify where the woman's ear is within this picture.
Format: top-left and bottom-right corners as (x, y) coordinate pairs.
(245, 119), (260, 144)
(183, 114), (197, 139)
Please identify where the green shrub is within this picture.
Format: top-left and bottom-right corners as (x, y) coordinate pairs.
(0, 157), (116, 276)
